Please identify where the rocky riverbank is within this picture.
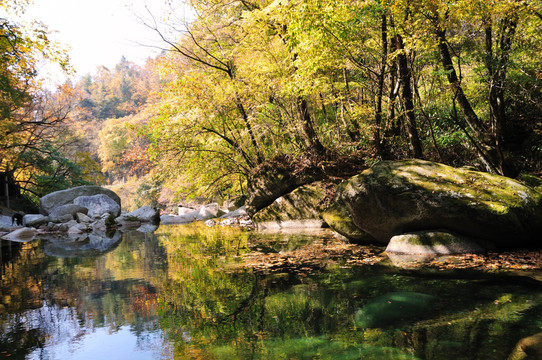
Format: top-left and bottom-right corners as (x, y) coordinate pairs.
(0, 185), (252, 245)
(2, 159), (541, 258)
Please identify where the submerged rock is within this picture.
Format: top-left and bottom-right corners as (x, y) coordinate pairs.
(329, 159), (542, 248)
(355, 291), (436, 328)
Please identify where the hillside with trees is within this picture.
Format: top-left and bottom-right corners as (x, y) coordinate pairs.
(2, 0), (542, 212)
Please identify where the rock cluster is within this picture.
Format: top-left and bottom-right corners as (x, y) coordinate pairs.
(1, 186), (160, 243)
(160, 204), (253, 228)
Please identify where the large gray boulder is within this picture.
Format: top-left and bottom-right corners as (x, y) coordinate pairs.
(40, 186), (121, 215)
(74, 194), (121, 218)
(327, 159), (542, 248)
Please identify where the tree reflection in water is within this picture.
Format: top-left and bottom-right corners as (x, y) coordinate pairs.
(2, 224), (542, 359)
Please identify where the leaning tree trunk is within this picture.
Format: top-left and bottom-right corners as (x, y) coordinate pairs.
(435, 27), (501, 174)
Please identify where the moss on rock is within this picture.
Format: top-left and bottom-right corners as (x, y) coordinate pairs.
(334, 159), (542, 248)
(322, 191), (378, 244)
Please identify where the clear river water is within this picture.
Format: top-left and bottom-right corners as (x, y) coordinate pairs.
(1, 223), (542, 359)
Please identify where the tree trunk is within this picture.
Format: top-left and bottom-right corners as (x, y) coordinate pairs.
(485, 17), (517, 175)
(395, 33), (423, 158)
(297, 97), (327, 155)
(374, 13), (388, 157)
(234, 95), (264, 164)
(435, 27), (502, 174)
(436, 28), (487, 141)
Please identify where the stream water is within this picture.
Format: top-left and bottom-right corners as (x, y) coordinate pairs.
(1, 223), (542, 359)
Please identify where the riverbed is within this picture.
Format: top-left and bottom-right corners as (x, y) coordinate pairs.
(1, 223), (542, 359)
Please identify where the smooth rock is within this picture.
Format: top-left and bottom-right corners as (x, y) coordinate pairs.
(0, 215), (12, 226)
(67, 223), (89, 234)
(160, 213), (198, 224)
(91, 218), (107, 232)
(178, 206), (195, 216)
(198, 203), (225, 220)
(509, 332), (542, 360)
(322, 199), (376, 244)
(54, 214), (75, 224)
(386, 230), (489, 255)
(219, 206), (247, 219)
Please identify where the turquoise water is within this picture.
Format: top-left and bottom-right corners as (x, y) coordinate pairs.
(1, 224), (542, 359)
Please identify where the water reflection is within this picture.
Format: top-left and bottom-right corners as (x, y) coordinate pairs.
(1, 224), (542, 359)
(0, 230), (171, 359)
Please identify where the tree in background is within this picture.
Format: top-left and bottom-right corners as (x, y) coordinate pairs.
(0, 1), (87, 205)
(138, 0), (542, 207)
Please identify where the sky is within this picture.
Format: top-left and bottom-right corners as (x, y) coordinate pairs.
(20, 0), (186, 83)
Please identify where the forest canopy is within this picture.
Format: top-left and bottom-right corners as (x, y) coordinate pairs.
(2, 0), (542, 210)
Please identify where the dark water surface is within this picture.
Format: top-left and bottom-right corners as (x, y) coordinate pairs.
(1, 224), (542, 359)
